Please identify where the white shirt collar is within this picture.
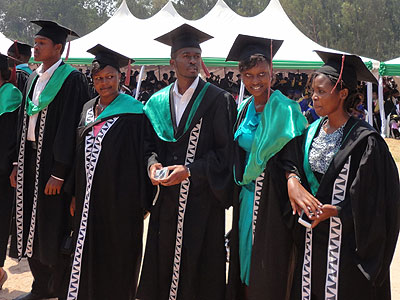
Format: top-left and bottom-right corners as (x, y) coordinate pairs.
(36, 59), (63, 80)
(173, 76), (200, 98)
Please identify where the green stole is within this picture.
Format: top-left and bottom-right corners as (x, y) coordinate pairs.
(238, 90), (308, 185)
(26, 64), (75, 116)
(0, 83), (23, 116)
(302, 118), (323, 195)
(143, 82), (210, 142)
(94, 93), (143, 123)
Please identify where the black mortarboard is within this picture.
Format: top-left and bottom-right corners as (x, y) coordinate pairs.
(155, 24), (213, 54)
(31, 20), (79, 45)
(0, 53), (22, 68)
(315, 50), (378, 91)
(87, 44), (133, 71)
(7, 41), (32, 57)
(226, 34), (283, 62)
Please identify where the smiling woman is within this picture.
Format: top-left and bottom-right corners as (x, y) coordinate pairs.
(225, 34), (308, 300)
(92, 65), (121, 117)
(64, 44), (150, 300)
(240, 57), (270, 109)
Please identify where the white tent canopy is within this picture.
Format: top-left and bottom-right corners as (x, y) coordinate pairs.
(64, 0), (377, 69)
(0, 32), (13, 54)
(379, 57), (400, 76)
(386, 57), (400, 64)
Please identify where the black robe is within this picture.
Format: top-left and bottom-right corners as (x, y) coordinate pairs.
(286, 117), (400, 300)
(227, 99), (297, 300)
(0, 109), (19, 267)
(10, 64), (89, 266)
(65, 98), (150, 300)
(16, 68), (30, 93)
(137, 79), (237, 300)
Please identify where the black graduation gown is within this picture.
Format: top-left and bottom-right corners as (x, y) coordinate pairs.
(286, 117), (400, 300)
(0, 109), (19, 267)
(137, 79), (237, 300)
(227, 99), (297, 300)
(16, 68), (30, 92)
(9, 65), (90, 265)
(65, 98), (150, 300)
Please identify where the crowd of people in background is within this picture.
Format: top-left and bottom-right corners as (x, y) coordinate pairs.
(80, 66), (400, 137)
(1, 20), (399, 300)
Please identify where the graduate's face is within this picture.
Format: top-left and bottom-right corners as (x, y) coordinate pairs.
(170, 47), (201, 79)
(311, 74), (348, 117)
(240, 60), (271, 98)
(92, 65), (121, 100)
(33, 36), (62, 62)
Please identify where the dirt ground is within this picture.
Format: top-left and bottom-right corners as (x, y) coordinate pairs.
(1, 139), (400, 300)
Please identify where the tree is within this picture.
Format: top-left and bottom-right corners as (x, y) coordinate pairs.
(225, 0), (267, 16)
(173, 0), (217, 20)
(280, 0), (400, 60)
(0, 0), (113, 44)
(1, 0), (399, 61)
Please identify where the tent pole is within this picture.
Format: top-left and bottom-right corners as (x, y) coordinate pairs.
(378, 76), (386, 137)
(237, 80), (245, 106)
(367, 82), (373, 126)
(135, 65), (145, 101)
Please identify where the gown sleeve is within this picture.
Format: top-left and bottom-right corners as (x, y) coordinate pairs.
(50, 71), (90, 179)
(277, 135), (305, 178)
(186, 92), (237, 208)
(349, 134), (400, 286)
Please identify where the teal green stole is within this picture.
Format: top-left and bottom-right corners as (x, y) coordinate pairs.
(95, 93), (143, 122)
(26, 64), (75, 116)
(302, 119), (323, 195)
(0, 83), (22, 116)
(238, 90), (308, 185)
(17, 64), (33, 75)
(143, 82), (210, 142)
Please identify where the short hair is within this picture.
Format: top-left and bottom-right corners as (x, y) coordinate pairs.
(238, 54), (270, 73)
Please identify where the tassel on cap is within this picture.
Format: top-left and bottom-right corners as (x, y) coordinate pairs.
(9, 64), (17, 86)
(330, 54), (345, 93)
(201, 59), (210, 77)
(267, 40), (273, 101)
(13, 40), (20, 57)
(65, 40), (71, 61)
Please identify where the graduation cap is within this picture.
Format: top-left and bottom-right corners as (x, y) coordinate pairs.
(226, 34), (283, 62)
(87, 44), (133, 72)
(0, 53), (23, 83)
(7, 41), (32, 57)
(31, 20), (79, 45)
(155, 24), (213, 54)
(0, 53), (22, 68)
(315, 50), (378, 91)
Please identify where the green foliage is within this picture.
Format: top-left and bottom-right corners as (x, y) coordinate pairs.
(1, 0), (399, 61)
(0, 0), (113, 44)
(280, 0), (400, 61)
(116, 0), (168, 18)
(225, 0), (266, 16)
(173, 0), (217, 19)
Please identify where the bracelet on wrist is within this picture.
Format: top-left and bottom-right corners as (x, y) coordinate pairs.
(186, 166), (191, 177)
(287, 174), (301, 183)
